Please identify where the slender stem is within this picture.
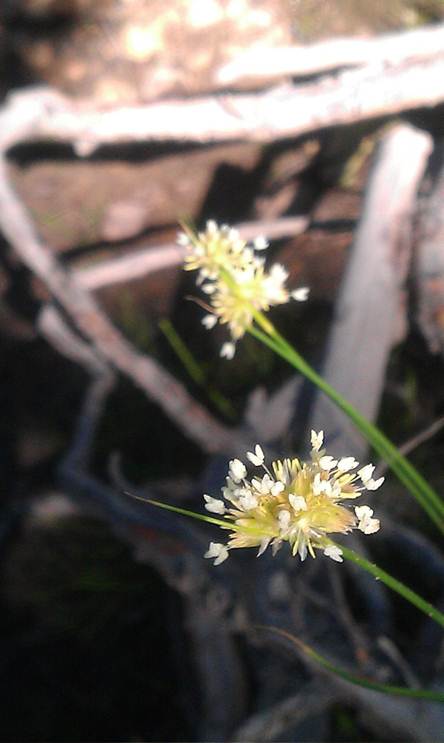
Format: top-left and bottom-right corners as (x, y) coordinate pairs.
(263, 627), (444, 702)
(248, 317), (444, 533)
(338, 544), (444, 629)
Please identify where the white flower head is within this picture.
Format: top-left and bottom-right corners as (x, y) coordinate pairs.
(246, 444), (265, 467)
(202, 431), (382, 565)
(204, 542), (229, 565)
(182, 220), (311, 352)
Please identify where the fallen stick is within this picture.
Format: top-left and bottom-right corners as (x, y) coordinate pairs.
(0, 52), (443, 154)
(217, 22), (444, 86)
(74, 216), (309, 291)
(307, 123), (432, 460)
(415, 143), (444, 357)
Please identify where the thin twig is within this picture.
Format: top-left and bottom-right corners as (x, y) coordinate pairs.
(376, 415), (444, 477)
(74, 216), (309, 291)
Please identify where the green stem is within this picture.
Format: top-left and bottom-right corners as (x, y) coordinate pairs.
(159, 318), (236, 420)
(127, 493), (444, 632)
(248, 317), (444, 533)
(338, 544), (444, 629)
(262, 627), (444, 702)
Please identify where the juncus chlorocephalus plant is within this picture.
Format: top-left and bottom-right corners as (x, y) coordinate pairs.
(178, 220), (309, 359)
(203, 430), (382, 566)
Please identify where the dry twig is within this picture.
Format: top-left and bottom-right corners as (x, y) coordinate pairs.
(0, 49), (443, 155)
(217, 23), (444, 86)
(75, 216), (308, 291)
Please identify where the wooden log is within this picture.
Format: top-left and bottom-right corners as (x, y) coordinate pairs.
(307, 124), (432, 460)
(0, 49), (443, 154)
(415, 143), (444, 357)
(216, 23), (444, 87)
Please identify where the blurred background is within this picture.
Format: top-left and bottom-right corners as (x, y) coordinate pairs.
(1, 1), (444, 741)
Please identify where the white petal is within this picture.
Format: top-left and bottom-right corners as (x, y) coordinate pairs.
(324, 545), (343, 562)
(362, 518), (380, 535)
(298, 542), (308, 561)
(358, 464), (375, 483)
(246, 444), (265, 467)
(270, 263), (289, 283)
(355, 505), (372, 520)
(289, 494), (307, 511)
(201, 314), (218, 329)
(319, 455), (338, 471)
(202, 283), (216, 294)
(271, 481), (285, 496)
(313, 473), (323, 495)
(254, 235), (269, 250)
(220, 342), (236, 360)
(206, 220), (218, 234)
(337, 457), (359, 472)
(278, 509), (291, 531)
(311, 430), (324, 452)
(365, 476), (385, 491)
(354, 505), (380, 535)
(291, 287), (310, 302)
(228, 458), (247, 482)
(204, 542), (229, 565)
(239, 491), (258, 510)
(177, 232), (190, 246)
(203, 495), (226, 514)
(257, 538), (271, 557)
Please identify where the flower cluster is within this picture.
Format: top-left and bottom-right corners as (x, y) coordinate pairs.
(203, 431), (382, 566)
(178, 220), (309, 359)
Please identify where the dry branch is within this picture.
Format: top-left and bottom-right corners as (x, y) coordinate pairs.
(307, 123), (432, 460)
(75, 216), (308, 291)
(415, 145), (444, 357)
(217, 23), (444, 86)
(0, 156), (248, 454)
(0, 52), (443, 155)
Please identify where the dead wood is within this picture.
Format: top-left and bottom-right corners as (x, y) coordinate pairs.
(217, 22), (444, 87)
(307, 124), (432, 460)
(74, 216), (308, 291)
(415, 144), (444, 357)
(0, 49), (443, 155)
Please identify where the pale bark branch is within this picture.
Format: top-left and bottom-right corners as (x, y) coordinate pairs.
(0, 53), (443, 155)
(74, 216), (308, 291)
(217, 22), (444, 86)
